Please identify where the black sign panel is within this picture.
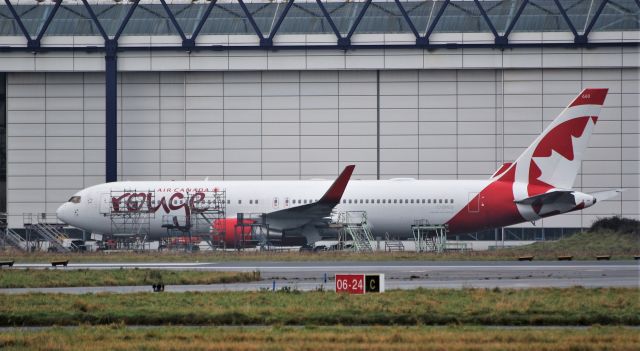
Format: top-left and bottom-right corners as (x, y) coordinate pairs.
(365, 274), (380, 293)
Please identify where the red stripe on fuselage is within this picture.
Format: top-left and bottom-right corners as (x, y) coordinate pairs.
(446, 166), (524, 235)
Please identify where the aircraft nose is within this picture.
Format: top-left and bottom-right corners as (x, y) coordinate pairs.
(56, 203), (70, 224)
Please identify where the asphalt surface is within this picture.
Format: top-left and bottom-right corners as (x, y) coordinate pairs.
(1, 261), (637, 293)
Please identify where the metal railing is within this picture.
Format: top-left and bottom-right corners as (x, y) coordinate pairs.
(338, 211), (374, 252)
(3, 228), (27, 251)
(23, 213), (75, 252)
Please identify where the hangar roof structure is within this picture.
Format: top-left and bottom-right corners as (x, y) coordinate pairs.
(0, 0), (638, 52)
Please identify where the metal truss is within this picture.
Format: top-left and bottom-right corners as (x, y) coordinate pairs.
(0, 0), (638, 53)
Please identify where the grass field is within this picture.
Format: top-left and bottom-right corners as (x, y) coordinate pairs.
(0, 269), (260, 288)
(2, 217), (637, 263)
(0, 288), (637, 327)
(1, 325), (638, 351)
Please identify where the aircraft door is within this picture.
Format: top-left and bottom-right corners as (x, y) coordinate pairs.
(273, 197), (279, 209)
(467, 192), (480, 213)
(99, 193), (111, 214)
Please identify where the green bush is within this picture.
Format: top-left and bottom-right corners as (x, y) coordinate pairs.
(589, 216), (639, 235)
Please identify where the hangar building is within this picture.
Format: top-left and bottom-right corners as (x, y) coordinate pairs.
(0, 0), (638, 238)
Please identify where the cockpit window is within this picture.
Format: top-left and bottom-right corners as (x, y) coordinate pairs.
(69, 196), (81, 204)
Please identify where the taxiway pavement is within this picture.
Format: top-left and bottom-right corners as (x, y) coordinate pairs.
(1, 261), (637, 293)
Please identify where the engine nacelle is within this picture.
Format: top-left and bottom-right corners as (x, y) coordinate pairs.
(211, 218), (254, 247)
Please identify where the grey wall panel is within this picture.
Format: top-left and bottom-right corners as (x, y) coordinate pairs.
(186, 134), (224, 149)
(7, 111), (45, 124)
(8, 137), (45, 149)
(5, 67), (638, 229)
(380, 161), (418, 176)
(382, 109), (418, 122)
(301, 162), (339, 176)
(301, 149), (338, 162)
(339, 135), (376, 149)
(263, 149), (299, 162)
(262, 163), (299, 176)
(302, 109), (338, 122)
(185, 163), (223, 177)
(8, 176), (45, 189)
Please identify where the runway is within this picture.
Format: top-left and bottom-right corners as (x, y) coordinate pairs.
(2, 261), (637, 294)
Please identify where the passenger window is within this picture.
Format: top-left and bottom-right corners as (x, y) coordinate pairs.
(450, 199), (454, 203)
(422, 199), (425, 204)
(255, 200), (259, 204)
(377, 199), (380, 204)
(360, 199), (363, 204)
(249, 200), (253, 204)
(238, 200), (242, 204)
(393, 199), (397, 204)
(439, 199), (442, 204)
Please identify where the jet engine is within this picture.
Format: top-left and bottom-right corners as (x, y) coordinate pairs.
(211, 218), (254, 247)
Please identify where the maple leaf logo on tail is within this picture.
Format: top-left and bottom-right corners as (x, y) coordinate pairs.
(447, 89), (608, 234)
(507, 88), (608, 220)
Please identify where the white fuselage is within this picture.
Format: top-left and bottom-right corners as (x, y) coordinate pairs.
(57, 179), (490, 239)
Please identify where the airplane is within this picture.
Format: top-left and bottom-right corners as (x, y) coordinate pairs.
(56, 88), (622, 246)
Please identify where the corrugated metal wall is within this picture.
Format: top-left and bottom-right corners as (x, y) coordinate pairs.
(5, 68), (639, 228)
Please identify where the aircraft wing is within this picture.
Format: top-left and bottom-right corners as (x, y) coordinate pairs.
(265, 165), (355, 231)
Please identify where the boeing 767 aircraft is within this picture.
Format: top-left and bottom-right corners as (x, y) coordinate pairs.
(57, 88), (621, 245)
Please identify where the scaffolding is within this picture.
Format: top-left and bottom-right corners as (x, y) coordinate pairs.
(384, 232), (405, 252)
(412, 220), (449, 253)
(161, 215), (198, 251)
(157, 189), (227, 251)
(107, 190), (155, 248)
(23, 213), (75, 252)
(0, 213), (27, 251)
(193, 190), (227, 250)
(335, 211), (374, 252)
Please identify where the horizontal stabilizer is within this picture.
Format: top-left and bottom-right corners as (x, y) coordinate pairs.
(515, 190), (574, 206)
(590, 189), (624, 201)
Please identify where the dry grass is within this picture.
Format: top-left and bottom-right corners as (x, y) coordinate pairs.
(0, 288), (637, 327)
(0, 269), (260, 288)
(0, 325), (638, 351)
